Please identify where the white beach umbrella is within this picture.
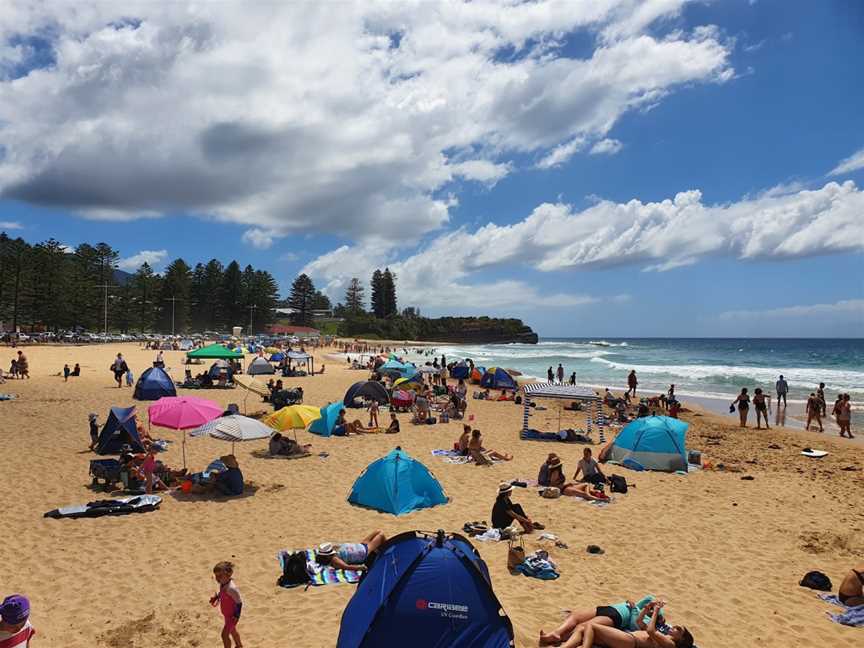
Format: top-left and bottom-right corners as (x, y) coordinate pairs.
(190, 414), (274, 448)
(418, 365), (439, 374)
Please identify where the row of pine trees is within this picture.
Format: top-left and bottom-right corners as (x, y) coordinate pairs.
(0, 233), (280, 334)
(286, 268), (400, 326)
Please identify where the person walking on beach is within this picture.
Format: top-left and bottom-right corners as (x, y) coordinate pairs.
(627, 370), (638, 398)
(838, 394), (853, 439)
(210, 561), (243, 648)
(569, 372), (576, 385)
(63, 363), (70, 382)
(547, 366), (554, 382)
(111, 353), (128, 388)
(775, 375), (788, 406)
(753, 388), (769, 429)
(805, 392), (823, 432)
(817, 382), (827, 416)
(556, 363), (564, 383)
(15, 351), (28, 379)
(732, 388), (750, 427)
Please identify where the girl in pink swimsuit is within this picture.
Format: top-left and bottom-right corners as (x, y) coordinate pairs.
(210, 561), (243, 648)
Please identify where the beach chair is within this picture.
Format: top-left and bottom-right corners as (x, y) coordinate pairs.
(89, 459), (122, 490)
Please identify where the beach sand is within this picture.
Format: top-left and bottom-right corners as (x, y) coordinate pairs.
(0, 342), (861, 647)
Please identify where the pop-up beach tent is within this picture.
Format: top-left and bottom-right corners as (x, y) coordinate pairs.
(450, 361), (470, 379)
(479, 367), (517, 390)
(470, 366), (486, 383)
(608, 416), (689, 472)
(133, 366), (177, 400)
(96, 406), (145, 454)
(337, 530), (514, 648)
(348, 448), (447, 515)
(187, 344), (244, 360)
(343, 381), (390, 408)
(378, 360), (416, 379)
(247, 356), (275, 375)
(308, 402), (343, 437)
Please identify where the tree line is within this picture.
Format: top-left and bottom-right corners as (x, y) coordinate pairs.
(0, 233), (280, 334)
(286, 267), (400, 326)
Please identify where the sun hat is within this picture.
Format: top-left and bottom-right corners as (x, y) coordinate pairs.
(0, 594), (30, 624)
(548, 457), (562, 469)
(497, 482), (513, 496)
(317, 542), (336, 556)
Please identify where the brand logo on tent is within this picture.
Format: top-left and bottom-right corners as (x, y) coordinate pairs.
(415, 599), (469, 619)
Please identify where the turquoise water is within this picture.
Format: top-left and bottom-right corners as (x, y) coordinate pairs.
(424, 338), (864, 403)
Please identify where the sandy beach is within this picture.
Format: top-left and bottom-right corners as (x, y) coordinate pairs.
(1, 342), (862, 648)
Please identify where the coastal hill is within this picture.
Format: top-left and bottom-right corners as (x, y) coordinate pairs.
(333, 314), (538, 344)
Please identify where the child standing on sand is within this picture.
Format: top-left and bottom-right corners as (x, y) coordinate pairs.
(210, 561), (243, 648)
(368, 400), (379, 428)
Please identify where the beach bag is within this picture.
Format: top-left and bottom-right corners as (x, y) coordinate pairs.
(540, 486), (560, 499)
(799, 571), (832, 591)
(278, 551), (311, 588)
(609, 474), (628, 494)
(507, 536), (525, 571)
(440, 412), (449, 423)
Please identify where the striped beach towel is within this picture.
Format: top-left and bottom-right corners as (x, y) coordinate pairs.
(277, 549), (362, 588)
(820, 594), (864, 626)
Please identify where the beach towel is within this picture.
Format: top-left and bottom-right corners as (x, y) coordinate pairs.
(431, 449), (462, 457)
(276, 549), (362, 588)
(819, 594), (864, 626)
(44, 495), (162, 519)
(516, 551), (559, 580)
(0, 393), (17, 401)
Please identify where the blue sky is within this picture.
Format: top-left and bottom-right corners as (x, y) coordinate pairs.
(0, 1), (862, 337)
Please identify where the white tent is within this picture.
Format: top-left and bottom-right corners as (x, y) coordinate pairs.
(248, 356), (276, 375)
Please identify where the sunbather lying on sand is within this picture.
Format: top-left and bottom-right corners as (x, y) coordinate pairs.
(576, 603), (693, 648)
(313, 531), (388, 572)
(268, 433), (311, 457)
(539, 456), (608, 500)
(539, 595), (659, 646)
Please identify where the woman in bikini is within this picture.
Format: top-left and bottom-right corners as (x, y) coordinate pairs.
(578, 603), (694, 648)
(838, 565), (864, 606)
(733, 388), (750, 427)
(752, 388), (769, 429)
(545, 459), (608, 501)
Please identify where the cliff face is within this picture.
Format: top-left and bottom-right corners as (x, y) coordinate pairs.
(419, 317), (538, 345)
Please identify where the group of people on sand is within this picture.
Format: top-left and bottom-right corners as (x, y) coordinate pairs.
(2, 350), (29, 380)
(456, 424), (513, 464)
(332, 408), (400, 436)
(536, 449), (609, 501)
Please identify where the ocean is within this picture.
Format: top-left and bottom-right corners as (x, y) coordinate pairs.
(419, 338), (864, 405)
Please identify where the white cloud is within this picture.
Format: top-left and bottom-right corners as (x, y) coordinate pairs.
(536, 137), (586, 169)
(117, 249), (168, 272)
(0, 1), (732, 244)
(719, 299), (864, 321)
(590, 138), (623, 155)
(0, 220), (22, 229)
(241, 228), (275, 250)
(302, 179), (864, 311)
(828, 147), (864, 177)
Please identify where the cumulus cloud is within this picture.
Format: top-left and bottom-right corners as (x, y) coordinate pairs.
(0, 220), (22, 230)
(0, 1), (732, 244)
(719, 299), (864, 321)
(829, 147), (864, 177)
(117, 249), (168, 272)
(302, 180), (864, 310)
(590, 138), (623, 155)
(241, 228), (275, 250)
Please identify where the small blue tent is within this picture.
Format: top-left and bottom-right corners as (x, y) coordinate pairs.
(378, 360), (417, 379)
(450, 362), (470, 379)
(337, 530), (514, 648)
(133, 366), (177, 400)
(96, 406), (145, 454)
(609, 416), (689, 472)
(308, 402), (343, 437)
(348, 448), (447, 515)
(344, 381), (390, 408)
(269, 351), (286, 362)
(479, 367), (517, 390)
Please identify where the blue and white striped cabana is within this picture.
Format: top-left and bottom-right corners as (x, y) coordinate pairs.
(521, 383), (600, 433)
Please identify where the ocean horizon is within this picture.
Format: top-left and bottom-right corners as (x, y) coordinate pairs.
(410, 337), (864, 405)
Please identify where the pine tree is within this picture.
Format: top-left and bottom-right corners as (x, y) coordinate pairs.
(312, 290), (332, 310)
(132, 263), (159, 332)
(31, 239), (70, 331)
(158, 258), (192, 333)
(370, 269), (384, 318)
(287, 273), (316, 326)
(202, 259), (224, 330)
(220, 261), (243, 328)
(382, 268), (397, 318)
(344, 277), (365, 314)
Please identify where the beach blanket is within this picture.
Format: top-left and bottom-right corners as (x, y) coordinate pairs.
(432, 449), (461, 457)
(516, 551), (559, 580)
(277, 549), (362, 588)
(0, 393), (17, 401)
(521, 429), (592, 443)
(44, 495), (162, 519)
(820, 594), (864, 626)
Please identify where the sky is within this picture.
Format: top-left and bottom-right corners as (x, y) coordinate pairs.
(0, 0), (862, 338)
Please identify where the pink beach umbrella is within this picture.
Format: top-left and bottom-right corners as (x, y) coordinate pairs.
(148, 396), (224, 467)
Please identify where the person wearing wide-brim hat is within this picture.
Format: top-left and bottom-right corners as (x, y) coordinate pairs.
(492, 482), (543, 533)
(313, 531), (388, 572)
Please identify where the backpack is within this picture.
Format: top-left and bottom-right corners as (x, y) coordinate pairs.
(799, 571), (832, 591)
(278, 551), (311, 588)
(609, 474), (628, 494)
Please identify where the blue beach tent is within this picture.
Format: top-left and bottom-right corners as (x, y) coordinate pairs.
(133, 366), (177, 400)
(348, 448), (448, 515)
(609, 416), (689, 472)
(308, 402), (343, 437)
(269, 351), (286, 362)
(479, 367), (517, 390)
(96, 406), (145, 454)
(337, 530), (514, 648)
(450, 361), (470, 379)
(378, 360), (417, 378)
(343, 381), (390, 408)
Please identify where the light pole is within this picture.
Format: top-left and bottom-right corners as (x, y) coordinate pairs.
(165, 296), (183, 335)
(95, 283), (116, 335)
(248, 304), (258, 334)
